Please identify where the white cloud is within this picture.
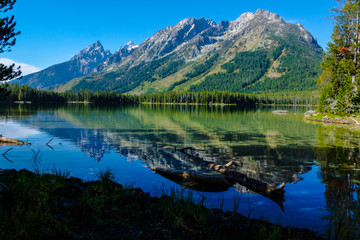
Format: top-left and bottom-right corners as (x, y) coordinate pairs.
(0, 58), (41, 76)
(283, 17), (304, 25)
(0, 121), (40, 139)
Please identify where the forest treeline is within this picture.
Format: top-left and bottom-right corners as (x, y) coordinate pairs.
(140, 90), (318, 105)
(2, 83), (318, 106)
(140, 91), (257, 106)
(2, 83), (139, 104)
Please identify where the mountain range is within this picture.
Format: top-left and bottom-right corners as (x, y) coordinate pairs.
(19, 9), (323, 94)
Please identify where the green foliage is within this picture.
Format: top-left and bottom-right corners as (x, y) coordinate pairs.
(157, 60), (184, 78)
(51, 168), (70, 179)
(190, 50), (271, 92)
(185, 53), (219, 78)
(0, 169), (318, 240)
(189, 34), (322, 93)
(167, 78), (189, 91)
(73, 57), (173, 93)
(3, 83), (317, 106)
(96, 169), (115, 183)
(248, 36), (322, 92)
(318, 1), (360, 113)
(221, 51), (270, 73)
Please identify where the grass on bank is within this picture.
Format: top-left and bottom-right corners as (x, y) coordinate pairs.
(0, 168), (322, 240)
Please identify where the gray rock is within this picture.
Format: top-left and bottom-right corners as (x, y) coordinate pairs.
(322, 116), (329, 121)
(304, 110), (315, 117)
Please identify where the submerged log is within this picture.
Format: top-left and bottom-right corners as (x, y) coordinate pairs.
(0, 136), (30, 145)
(150, 167), (231, 192)
(178, 148), (285, 211)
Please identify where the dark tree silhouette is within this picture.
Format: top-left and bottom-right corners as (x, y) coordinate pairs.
(0, 0), (21, 82)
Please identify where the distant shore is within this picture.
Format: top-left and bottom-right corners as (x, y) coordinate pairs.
(141, 102), (237, 106)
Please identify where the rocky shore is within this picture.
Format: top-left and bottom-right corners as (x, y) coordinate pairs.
(304, 110), (360, 126)
(0, 168), (323, 240)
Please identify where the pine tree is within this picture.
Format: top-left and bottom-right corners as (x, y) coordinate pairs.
(0, 0), (21, 81)
(0, 0), (21, 98)
(318, 0), (360, 113)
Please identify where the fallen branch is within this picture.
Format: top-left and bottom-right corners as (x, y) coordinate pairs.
(150, 167), (231, 192)
(178, 148), (285, 211)
(46, 144), (54, 151)
(0, 136), (30, 145)
(2, 148), (14, 163)
(46, 136), (54, 146)
(2, 154), (13, 163)
(46, 136), (55, 150)
(2, 148), (13, 156)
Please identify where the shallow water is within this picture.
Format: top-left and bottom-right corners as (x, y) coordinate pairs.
(1, 103), (360, 238)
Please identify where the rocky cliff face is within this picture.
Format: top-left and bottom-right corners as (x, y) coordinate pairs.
(19, 41), (111, 89)
(94, 41), (138, 73)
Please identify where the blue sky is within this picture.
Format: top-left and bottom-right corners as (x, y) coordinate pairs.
(1, 0), (337, 70)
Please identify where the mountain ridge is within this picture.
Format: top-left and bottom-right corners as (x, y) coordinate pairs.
(18, 41), (111, 89)
(18, 9), (323, 94)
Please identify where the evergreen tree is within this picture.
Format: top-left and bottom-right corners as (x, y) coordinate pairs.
(318, 0), (360, 113)
(0, 0), (20, 99)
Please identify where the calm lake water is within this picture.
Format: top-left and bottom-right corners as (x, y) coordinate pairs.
(1, 103), (360, 238)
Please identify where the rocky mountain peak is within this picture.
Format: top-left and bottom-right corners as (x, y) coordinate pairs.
(255, 9), (283, 21)
(134, 16), (217, 61)
(124, 41), (139, 51)
(177, 17), (216, 28)
(234, 12), (255, 22)
(93, 41), (139, 73)
(178, 17), (195, 26)
(71, 41), (110, 62)
(295, 23), (317, 43)
(67, 41), (111, 75)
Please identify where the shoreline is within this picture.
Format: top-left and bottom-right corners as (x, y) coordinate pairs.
(304, 111), (360, 126)
(141, 102), (237, 106)
(0, 168), (324, 240)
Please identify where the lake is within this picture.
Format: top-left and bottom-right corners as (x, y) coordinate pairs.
(1, 103), (359, 238)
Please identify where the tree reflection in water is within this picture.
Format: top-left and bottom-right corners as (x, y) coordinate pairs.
(315, 125), (360, 239)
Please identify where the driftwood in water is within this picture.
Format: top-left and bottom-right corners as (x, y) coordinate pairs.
(0, 136), (30, 145)
(272, 110), (289, 114)
(150, 167), (231, 192)
(178, 147), (285, 211)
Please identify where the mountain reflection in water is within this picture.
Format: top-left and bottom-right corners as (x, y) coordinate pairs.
(1, 103), (360, 238)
